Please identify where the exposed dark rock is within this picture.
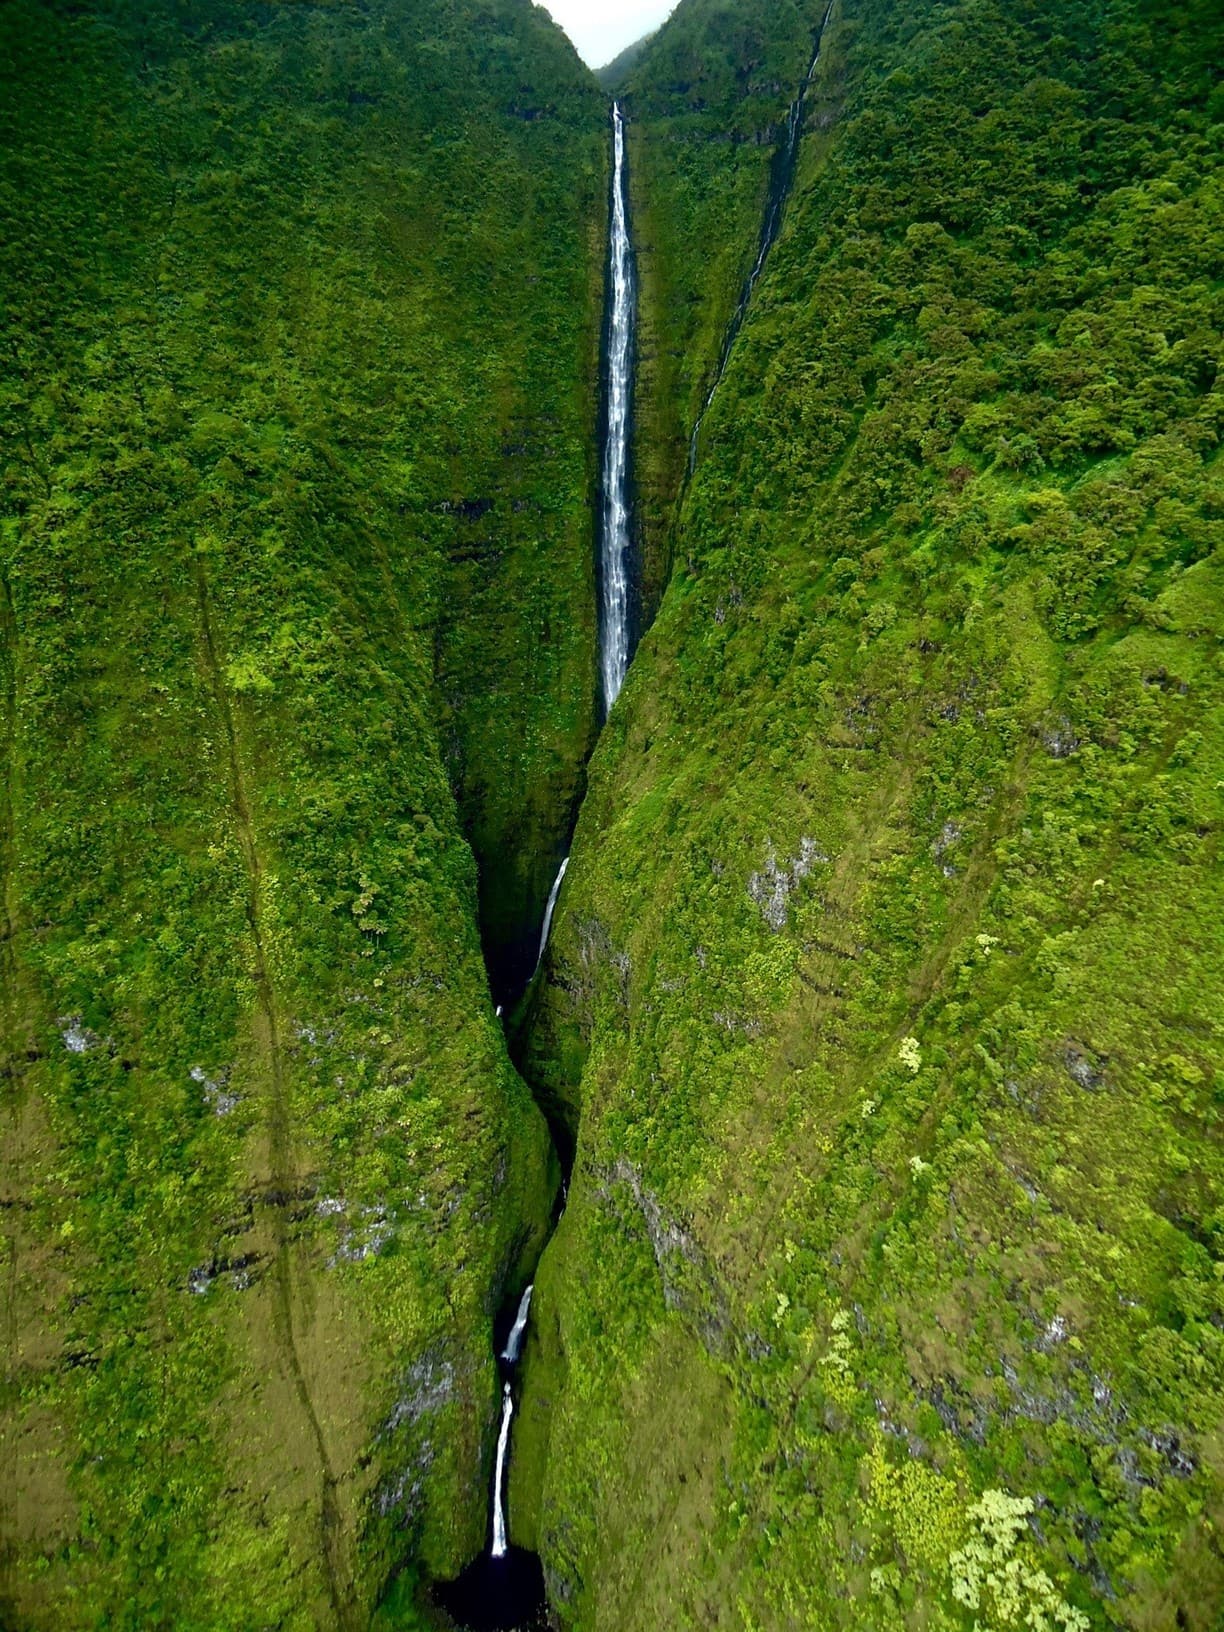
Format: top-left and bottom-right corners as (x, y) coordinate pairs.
(1041, 717), (1082, 758)
(597, 1158), (732, 1354)
(748, 837), (826, 930)
(1061, 1042), (1106, 1091)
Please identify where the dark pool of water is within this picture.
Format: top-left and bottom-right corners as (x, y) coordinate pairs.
(433, 1546), (549, 1631)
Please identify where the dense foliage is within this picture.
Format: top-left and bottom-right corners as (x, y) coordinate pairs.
(518, 1), (1224, 1629)
(618, 0), (833, 611)
(0, 2), (603, 1625)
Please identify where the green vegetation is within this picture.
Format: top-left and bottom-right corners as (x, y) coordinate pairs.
(518, 0), (1224, 1628)
(0, 1), (603, 1625)
(618, 0), (830, 612)
(5, 0), (1223, 1627)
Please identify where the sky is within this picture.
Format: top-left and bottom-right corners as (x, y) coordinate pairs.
(539, 0), (679, 69)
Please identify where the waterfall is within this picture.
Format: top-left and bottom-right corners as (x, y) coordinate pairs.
(534, 856), (569, 977)
(501, 1284), (534, 1364)
(531, 104), (635, 985)
(688, 1), (835, 473)
(598, 101), (636, 716)
(490, 1383), (514, 1560)
(440, 96), (640, 1628)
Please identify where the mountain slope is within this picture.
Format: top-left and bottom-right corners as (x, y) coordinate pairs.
(516, 0), (1224, 1627)
(0, 2), (603, 1625)
(596, 32), (657, 91)
(619, 0), (835, 612)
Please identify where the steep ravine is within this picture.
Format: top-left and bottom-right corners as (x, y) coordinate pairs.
(4, 1), (1221, 1628)
(430, 95), (641, 1632)
(458, 33), (840, 1622)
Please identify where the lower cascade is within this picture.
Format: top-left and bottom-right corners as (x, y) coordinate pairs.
(490, 1385), (514, 1560)
(432, 1285), (546, 1629)
(534, 862), (569, 977)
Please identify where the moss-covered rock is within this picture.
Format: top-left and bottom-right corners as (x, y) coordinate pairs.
(521, 0), (1224, 1626)
(0, 1), (601, 1624)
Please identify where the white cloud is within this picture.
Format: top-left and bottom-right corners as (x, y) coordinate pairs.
(538, 0), (678, 69)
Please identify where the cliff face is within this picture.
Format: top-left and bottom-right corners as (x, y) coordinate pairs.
(618, 0), (833, 619)
(0, 2), (602, 1625)
(5, 0), (1224, 1627)
(516, 1), (1224, 1628)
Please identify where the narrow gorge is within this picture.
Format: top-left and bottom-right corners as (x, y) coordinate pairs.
(437, 93), (642, 1630)
(2, 1), (1221, 1630)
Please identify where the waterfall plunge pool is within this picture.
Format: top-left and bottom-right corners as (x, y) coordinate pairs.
(434, 1546), (548, 1632)
(431, 1284), (547, 1630)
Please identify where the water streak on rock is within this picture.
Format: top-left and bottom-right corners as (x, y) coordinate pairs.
(688, 1), (835, 473)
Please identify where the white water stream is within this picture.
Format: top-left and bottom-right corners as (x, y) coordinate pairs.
(479, 99), (638, 1587)
(528, 103), (634, 1006)
(501, 1284), (534, 1364)
(490, 1383), (514, 1559)
(535, 857), (570, 975)
(599, 101), (635, 715)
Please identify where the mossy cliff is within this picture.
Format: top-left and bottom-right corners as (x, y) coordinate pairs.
(516, 1), (1224, 1628)
(0, 2), (603, 1626)
(4, 0), (1223, 1626)
(614, 0), (836, 618)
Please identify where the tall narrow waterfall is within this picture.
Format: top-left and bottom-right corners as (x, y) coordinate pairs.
(501, 1284), (534, 1364)
(534, 860), (569, 976)
(598, 101), (636, 716)
(438, 99), (637, 1632)
(490, 1384), (514, 1559)
(688, 1), (834, 473)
